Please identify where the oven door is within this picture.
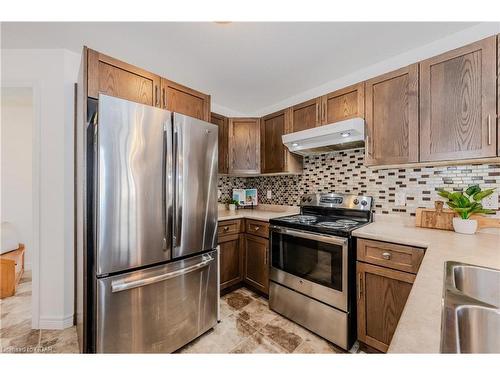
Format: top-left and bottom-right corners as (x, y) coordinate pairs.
(269, 225), (348, 311)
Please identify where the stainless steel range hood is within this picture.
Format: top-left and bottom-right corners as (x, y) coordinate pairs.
(282, 117), (365, 156)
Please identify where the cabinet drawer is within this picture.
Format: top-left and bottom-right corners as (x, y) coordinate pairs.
(218, 220), (241, 236)
(245, 220), (269, 238)
(356, 238), (424, 274)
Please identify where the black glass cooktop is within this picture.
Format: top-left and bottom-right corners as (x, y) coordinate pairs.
(270, 213), (370, 237)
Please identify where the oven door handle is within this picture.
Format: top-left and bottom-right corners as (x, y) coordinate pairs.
(270, 226), (348, 246)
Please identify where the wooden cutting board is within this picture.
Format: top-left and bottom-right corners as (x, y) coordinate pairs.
(415, 207), (455, 230)
(416, 206), (500, 231)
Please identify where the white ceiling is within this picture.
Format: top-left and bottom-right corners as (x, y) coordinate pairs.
(1, 22), (481, 115)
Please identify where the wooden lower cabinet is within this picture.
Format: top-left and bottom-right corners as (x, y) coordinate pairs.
(243, 234), (269, 295)
(218, 219), (270, 295)
(356, 261), (415, 352)
(219, 233), (244, 291)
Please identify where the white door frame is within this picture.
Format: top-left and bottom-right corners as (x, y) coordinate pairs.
(1, 81), (41, 329)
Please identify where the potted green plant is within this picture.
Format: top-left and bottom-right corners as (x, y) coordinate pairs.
(227, 198), (239, 212)
(437, 185), (496, 234)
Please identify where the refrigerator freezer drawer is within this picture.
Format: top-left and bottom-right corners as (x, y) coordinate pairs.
(96, 250), (218, 353)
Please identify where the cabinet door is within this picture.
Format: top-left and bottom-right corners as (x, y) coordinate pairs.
(261, 109), (287, 173)
(365, 64), (419, 166)
(322, 83), (365, 124)
(228, 118), (261, 174)
(211, 112), (228, 174)
(219, 234), (244, 291)
(87, 49), (161, 107)
(420, 36), (497, 161)
(357, 262), (415, 352)
(290, 98), (322, 132)
(161, 78), (210, 121)
(244, 234), (269, 295)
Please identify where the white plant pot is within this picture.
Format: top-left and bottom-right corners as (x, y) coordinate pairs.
(228, 204), (236, 211)
(452, 217), (478, 235)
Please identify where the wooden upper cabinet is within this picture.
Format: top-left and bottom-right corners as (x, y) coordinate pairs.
(161, 78), (210, 121)
(290, 97), (322, 132)
(365, 64), (419, 166)
(228, 118), (261, 174)
(420, 36), (497, 162)
(321, 82), (365, 124)
(261, 109), (302, 174)
(87, 49), (161, 107)
(210, 112), (229, 174)
(261, 109), (286, 173)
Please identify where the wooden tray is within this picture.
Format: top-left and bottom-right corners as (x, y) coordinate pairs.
(415, 207), (455, 230)
(416, 204), (500, 231)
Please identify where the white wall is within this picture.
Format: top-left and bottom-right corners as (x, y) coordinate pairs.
(255, 22), (500, 116)
(1, 87), (34, 268)
(1, 49), (80, 329)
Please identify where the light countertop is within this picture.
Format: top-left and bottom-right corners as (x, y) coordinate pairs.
(352, 215), (500, 353)
(218, 204), (299, 222)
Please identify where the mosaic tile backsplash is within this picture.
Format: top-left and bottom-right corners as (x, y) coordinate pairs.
(217, 149), (500, 216)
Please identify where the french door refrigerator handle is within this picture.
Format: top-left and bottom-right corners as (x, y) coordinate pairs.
(162, 120), (173, 252)
(173, 118), (182, 248)
(111, 254), (215, 293)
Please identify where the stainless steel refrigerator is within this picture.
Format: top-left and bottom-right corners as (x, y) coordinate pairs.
(79, 94), (218, 353)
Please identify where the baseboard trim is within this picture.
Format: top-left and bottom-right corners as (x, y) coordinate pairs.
(39, 314), (74, 330)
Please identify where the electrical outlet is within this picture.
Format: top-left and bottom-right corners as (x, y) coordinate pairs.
(482, 191), (499, 210)
(395, 191), (406, 207)
(267, 190), (272, 199)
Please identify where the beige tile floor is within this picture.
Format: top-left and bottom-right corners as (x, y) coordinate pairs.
(178, 288), (352, 354)
(0, 271), (79, 354)
(1, 274), (358, 354)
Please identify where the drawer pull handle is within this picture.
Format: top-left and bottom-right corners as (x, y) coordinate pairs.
(223, 226), (229, 231)
(254, 226), (260, 231)
(382, 252), (392, 260)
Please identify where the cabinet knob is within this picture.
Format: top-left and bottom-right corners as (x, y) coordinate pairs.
(382, 252), (392, 260)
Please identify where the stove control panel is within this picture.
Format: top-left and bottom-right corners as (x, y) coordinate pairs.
(300, 193), (372, 211)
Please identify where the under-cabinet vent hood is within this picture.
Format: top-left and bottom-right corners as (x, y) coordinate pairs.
(282, 117), (365, 156)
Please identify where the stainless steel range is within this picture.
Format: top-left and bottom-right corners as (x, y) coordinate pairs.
(268, 193), (373, 350)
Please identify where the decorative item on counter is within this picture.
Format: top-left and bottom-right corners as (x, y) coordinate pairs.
(437, 185), (496, 235)
(415, 201), (456, 230)
(227, 198), (239, 212)
(232, 189), (258, 208)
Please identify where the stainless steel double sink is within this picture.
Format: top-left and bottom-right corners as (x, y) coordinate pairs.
(441, 261), (500, 353)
